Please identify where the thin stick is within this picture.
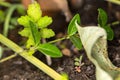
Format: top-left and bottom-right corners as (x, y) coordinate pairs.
(106, 0), (120, 5)
(0, 34), (65, 80)
(48, 36), (69, 44)
(0, 54), (17, 63)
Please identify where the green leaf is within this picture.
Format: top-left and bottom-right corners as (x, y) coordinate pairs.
(98, 8), (107, 27)
(61, 73), (68, 80)
(19, 28), (30, 37)
(16, 5), (25, 15)
(29, 21), (40, 45)
(37, 43), (62, 57)
(27, 49), (35, 56)
(67, 14), (80, 36)
(98, 8), (114, 40)
(104, 25), (114, 40)
(26, 35), (35, 48)
(37, 16), (53, 28)
(70, 35), (82, 50)
(74, 57), (79, 62)
(40, 28), (55, 38)
(27, 1), (42, 22)
(74, 62), (80, 66)
(19, 21), (41, 48)
(76, 23), (120, 80)
(10, 17), (18, 26)
(17, 15), (31, 27)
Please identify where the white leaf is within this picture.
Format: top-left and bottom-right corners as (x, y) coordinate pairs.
(76, 22), (120, 80)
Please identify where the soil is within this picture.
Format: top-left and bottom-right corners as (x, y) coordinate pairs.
(0, 0), (120, 80)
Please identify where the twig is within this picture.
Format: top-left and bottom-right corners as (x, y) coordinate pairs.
(106, 0), (120, 5)
(0, 33), (65, 80)
(0, 54), (17, 63)
(108, 21), (120, 26)
(48, 36), (69, 44)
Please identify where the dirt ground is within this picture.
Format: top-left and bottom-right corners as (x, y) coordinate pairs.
(0, 0), (120, 80)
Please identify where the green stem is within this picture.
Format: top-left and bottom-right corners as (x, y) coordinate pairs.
(0, 54), (17, 63)
(48, 36), (69, 44)
(0, 1), (12, 7)
(108, 21), (120, 26)
(0, 46), (3, 58)
(0, 34), (65, 80)
(111, 21), (120, 26)
(106, 0), (120, 5)
(3, 5), (17, 37)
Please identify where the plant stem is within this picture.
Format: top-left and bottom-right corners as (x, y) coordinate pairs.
(48, 36), (69, 44)
(108, 21), (120, 26)
(0, 46), (3, 58)
(3, 5), (17, 37)
(0, 34), (65, 80)
(111, 21), (120, 26)
(3, 4), (23, 37)
(0, 1), (11, 7)
(0, 54), (17, 63)
(106, 0), (120, 5)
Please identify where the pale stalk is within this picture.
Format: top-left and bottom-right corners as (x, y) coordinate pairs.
(0, 34), (65, 80)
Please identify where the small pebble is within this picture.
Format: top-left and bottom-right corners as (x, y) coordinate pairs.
(13, 61), (23, 65)
(3, 75), (10, 80)
(62, 48), (71, 56)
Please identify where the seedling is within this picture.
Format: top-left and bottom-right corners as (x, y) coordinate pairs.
(106, 0), (120, 5)
(98, 8), (114, 40)
(17, 1), (62, 57)
(74, 55), (84, 72)
(0, 1), (67, 80)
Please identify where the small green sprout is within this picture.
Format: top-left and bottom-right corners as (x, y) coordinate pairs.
(74, 55), (84, 72)
(17, 1), (62, 57)
(67, 14), (83, 50)
(98, 8), (114, 40)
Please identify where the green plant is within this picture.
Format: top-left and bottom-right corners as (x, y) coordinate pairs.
(0, 34), (68, 80)
(74, 55), (84, 72)
(0, 1), (67, 80)
(106, 0), (120, 5)
(0, 1), (25, 37)
(67, 11), (120, 79)
(67, 14), (82, 50)
(0, 2), (82, 79)
(98, 8), (114, 40)
(17, 1), (61, 57)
